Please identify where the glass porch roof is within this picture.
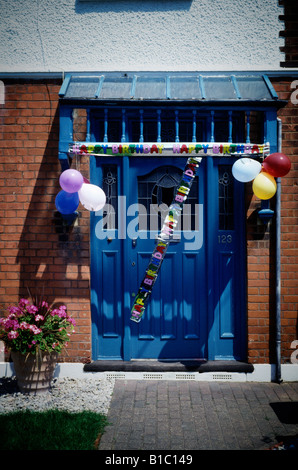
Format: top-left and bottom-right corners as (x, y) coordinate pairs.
(59, 72), (279, 103)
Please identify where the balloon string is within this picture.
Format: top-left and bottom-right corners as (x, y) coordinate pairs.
(75, 152), (80, 172)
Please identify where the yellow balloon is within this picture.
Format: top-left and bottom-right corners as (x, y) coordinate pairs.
(252, 171), (277, 200)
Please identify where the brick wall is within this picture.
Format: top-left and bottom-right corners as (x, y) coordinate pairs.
(279, 0), (298, 68)
(0, 78), (297, 366)
(274, 78), (298, 364)
(247, 77), (298, 364)
(0, 80), (92, 363)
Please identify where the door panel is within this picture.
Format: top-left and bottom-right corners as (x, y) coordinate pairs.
(211, 160), (246, 360)
(101, 250), (120, 337)
(218, 251), (235, 339)
(90, 157), (124, 360)
(182, 252), (201, 340)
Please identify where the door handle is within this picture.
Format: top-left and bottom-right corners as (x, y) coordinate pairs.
(170, 238), (181, 243)
(155, 234), (181, 243)
(132, 238), (137, 247)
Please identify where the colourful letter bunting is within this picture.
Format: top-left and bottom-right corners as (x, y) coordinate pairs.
(69, 142), (270, 158)
(130, 156), (202, 323)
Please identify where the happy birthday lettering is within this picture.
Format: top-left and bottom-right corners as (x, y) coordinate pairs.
(70, 142), (267, 157)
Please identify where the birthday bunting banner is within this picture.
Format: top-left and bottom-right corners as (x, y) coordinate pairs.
(130, 155), (202, 323)
(69, 142), (269, 158)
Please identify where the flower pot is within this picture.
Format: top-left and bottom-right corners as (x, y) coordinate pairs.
(11, 351), (58, 394)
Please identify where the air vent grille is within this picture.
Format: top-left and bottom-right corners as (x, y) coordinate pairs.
(106, 373), (126, 380)
(212, 373), (233, 381)
(142, 373), (163, 380)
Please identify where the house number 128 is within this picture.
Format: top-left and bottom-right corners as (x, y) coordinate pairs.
(218, 234), (232, 243)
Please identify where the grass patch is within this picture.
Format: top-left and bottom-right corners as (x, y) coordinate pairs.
(0, 409), (109, 450)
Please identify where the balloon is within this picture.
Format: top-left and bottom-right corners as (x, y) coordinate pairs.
(232, 158), (262, 182)
(83, 177), (90, 184)
(252, 172), (277, 200)
(59, 169), (84, 193)
(55, 190), (80, 214)
(78, 183), (106, 211)
(262, 153), (291, 177)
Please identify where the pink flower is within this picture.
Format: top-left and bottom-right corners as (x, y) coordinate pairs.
(51, 306), (67, 318)
(28, 325), (42, 335)
(8, 306), (22, 315)
(27, 305), (38, 314)
(19, 299), (30, 308)
(2, 318), (19, 331)
(7, 313), (16, 320)
(8, 331), (19, 339)
(35, 315), (44, 322)
(20, 322), (29, 330)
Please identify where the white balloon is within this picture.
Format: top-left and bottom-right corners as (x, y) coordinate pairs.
(78, 183), (106, 211)
(232, 158), (262, 183)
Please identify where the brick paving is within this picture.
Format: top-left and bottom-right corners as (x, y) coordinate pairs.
(98, 380), (298, 451)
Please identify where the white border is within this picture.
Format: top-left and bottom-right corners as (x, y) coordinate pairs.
(1, 362), (297, 382)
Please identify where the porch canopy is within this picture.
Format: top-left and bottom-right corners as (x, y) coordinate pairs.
(59, 72), (281, 104)
(58, 72), (286, 170)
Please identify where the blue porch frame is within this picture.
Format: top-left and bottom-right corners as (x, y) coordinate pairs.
(58, 72), (285, 362)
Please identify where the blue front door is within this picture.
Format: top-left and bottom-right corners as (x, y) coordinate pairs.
(90, 153), (246, 361)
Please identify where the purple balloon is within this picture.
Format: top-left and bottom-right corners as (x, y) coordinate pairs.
(59, 169), (84, 193)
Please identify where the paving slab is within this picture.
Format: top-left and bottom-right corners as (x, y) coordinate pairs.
(98, 380), (298, 451)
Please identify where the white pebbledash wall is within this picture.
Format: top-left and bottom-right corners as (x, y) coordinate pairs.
(0, 0), (284, 73)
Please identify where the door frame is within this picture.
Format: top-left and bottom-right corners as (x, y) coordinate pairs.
(58, 99), (280, 363)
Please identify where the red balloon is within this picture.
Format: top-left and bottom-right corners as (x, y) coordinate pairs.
(262, 153), (291, 177)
